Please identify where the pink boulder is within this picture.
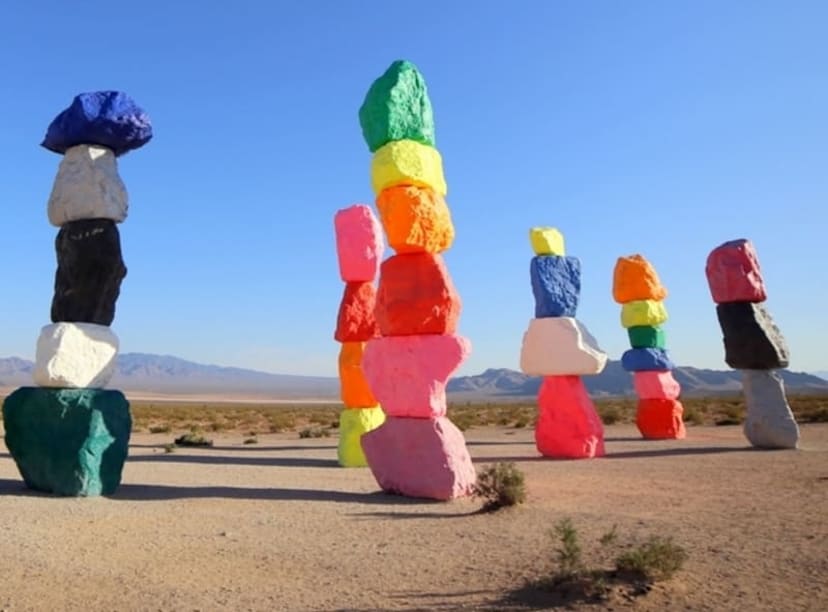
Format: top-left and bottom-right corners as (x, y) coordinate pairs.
(633, 370), (681, 400)
(360, 416), (476, 500)
(362, 334), (470, 418)
(535, 376), (605, 459)
(705, 239), (767, 304)
(334, 204), (384, 282)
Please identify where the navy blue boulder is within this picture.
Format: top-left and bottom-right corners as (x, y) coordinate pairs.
(530, 255), (581, 318)
(621, 348), (675, 372)
(42, 91), (153, 156)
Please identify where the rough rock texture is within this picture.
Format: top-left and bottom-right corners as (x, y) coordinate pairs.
(2, 387), (131, 496)
(334, 204), (384, 282)
(334, 282), (379, 342)
(376, 185), (454, 254)
(535, 375), (605, 459)
(628, 325), (666, 349)
(375, 253), (460, 336)
(612, 254), (667, 304)
(715, 302), (789, 369)
(34, 323), (119, 388)
(370, 139), (447, 196)
(529, 227), (565, 256)
(621, 299), (668, 328)
(47, 145), (128, 226)
(706, 239), (767, 304)
(358, 60), (435, 153)
(530, 255), (581, 318)
(360, 416), (476, 500)
(741, 370), (800, 449)
(51, 218), (127, 326)
(41, 90), (152, 156)
(519, 317), (607, 376)
(636, 398), (686, 439)
(362, 334), (470, 418)
(621, 348), (675, 372)
(337, 407), (386, 467)
(338, 342), (377, 408)
(633, 370), (681, 399)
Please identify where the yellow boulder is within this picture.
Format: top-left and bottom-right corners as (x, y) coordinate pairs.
(370, 139), (447, 196)
(621, 299), (668, 328)
(338, 407), (386, 467)
(529, 227), (565, 256)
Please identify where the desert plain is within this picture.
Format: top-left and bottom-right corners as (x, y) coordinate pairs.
(0, 419), (826, 611)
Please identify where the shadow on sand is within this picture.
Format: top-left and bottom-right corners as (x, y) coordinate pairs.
(129, 443), (339, 452)
(127, 454), (338, 468)
(480, 445), (752, 463)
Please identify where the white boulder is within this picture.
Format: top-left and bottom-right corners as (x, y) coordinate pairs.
(33, 322), (119, 388)
(47, 144), (128, 226)
(742, 369), (800, 449)
(520, 317), (607, 376)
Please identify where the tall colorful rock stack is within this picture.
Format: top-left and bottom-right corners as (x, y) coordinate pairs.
(705, 239), (799, 449)
(613, 254), (686, 439)
(356, 60), (476, 500)
(333, 204), (386, 466)
(519, 227), (608, 459)
(2, 91), (152, 496)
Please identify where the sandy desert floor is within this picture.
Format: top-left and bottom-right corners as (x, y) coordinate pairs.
(1, 423), (826, 611)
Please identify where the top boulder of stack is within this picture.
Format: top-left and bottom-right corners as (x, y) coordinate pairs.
(42, 91), (153, 156)
(359, 60), (435, 153)
(613, 254), (667, 303)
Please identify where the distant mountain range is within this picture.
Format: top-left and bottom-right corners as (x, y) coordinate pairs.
(0, 353), (826, 400)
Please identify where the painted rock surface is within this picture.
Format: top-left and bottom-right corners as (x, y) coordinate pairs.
(535, 375), (605, 459)
(706, 239), (766, 304)
(376, 185), (454, 254)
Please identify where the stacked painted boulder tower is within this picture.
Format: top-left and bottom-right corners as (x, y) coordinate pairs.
(613, 254), (686, 439)
(2, 91), (152, 496)
(519, 227), (608, 459)
(333, 204), (386, 466)
(356, 60), (476, 500)
(705, 239), (798, 449)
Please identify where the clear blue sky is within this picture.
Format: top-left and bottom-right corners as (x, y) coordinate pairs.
(1, 1), (825, 377)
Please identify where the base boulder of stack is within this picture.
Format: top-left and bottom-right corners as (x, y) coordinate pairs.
(360, 416), (476, 500)
(636, 398), (686, 440)
(741, 370), (799, 449)
(535, 376), (605, 459)
(2, 387), (131, 496)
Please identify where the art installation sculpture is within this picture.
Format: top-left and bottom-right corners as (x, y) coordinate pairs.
(2, 91), (152, 496)
(333, 204), (386, 466)
(357, 60), (476, 499)
(705, 239), (799, 448)
(519, 227), (607, 458)
(613, 254), (686, 439)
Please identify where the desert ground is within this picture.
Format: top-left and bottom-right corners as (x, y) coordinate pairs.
(1, 423), (826, 611)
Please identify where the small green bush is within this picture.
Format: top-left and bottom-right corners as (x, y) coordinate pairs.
(472, 462), (527, 511)
(298, 427), (330, 439)
(616, 536), (688, 581)
(149, 424), (172, 434)
(174, 431), (213, 447)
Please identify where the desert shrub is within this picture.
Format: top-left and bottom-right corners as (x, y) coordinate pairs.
(553, 518), (585, 579)
(163, 443), (176, 453)
(473, 462), (527, 511)
(174, 430), (213, 447)
(683, 406), (704, 426)
(714, 403), (744, 426)
(299, 427), (330, 439)
(599, 405), (622, 425)
(243, 437), (258, 445)
(149, 424), (171, 434)
(615, 536), (688, 581)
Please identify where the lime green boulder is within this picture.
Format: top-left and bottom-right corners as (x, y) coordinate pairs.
(2, 387), (131, 496)
(359, 60), (435, 152)
(628, 325), (666, 349)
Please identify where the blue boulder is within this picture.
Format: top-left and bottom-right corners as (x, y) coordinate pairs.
(530, 255), (581, 318)
(41, 91), (152, 156)
(621, 348), (675, 372)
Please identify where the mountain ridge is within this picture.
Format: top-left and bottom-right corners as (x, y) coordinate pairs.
(0, 353), (825, 399)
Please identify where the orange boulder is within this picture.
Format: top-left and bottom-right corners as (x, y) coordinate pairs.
(334, 282), (378, 342)
(376, 253), (460, 336)
(338, 342), (377, 407)
(636, 398), (686, 439)
(376, 185), (454, 254)
(612, 254), (667, 304)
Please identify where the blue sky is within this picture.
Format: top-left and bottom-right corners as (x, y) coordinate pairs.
(1, 1), (825, 377)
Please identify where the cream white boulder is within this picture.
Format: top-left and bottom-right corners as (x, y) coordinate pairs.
(47, 144), (128, 226)
(33, 322), (119, 388)
(519, 317), (607, 376)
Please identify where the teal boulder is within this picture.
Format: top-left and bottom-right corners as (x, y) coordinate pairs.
(2, 387), (131, 496)
(359, 60), (435, 152)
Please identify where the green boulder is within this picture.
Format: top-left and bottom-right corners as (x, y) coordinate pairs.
(359, 59), (435, 152)
(3, 387), (131, 496)
(628, 325), (666, 349)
